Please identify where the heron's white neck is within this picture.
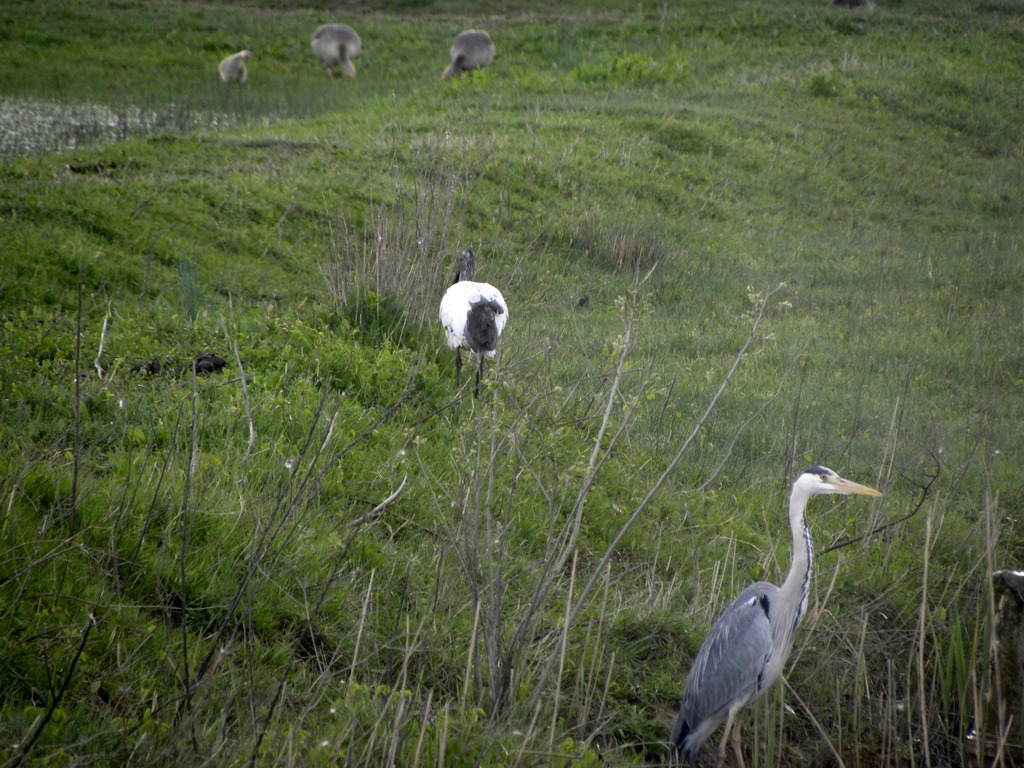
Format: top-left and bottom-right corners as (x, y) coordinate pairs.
(778, 484), (813, 640)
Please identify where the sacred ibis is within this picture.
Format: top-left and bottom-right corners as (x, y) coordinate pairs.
(439, 249), (508, 397)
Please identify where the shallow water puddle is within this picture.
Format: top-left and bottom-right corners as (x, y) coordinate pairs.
(0, 96), (238, 159)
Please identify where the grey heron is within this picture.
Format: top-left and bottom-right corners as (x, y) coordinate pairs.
(311, 24), (362, 79)
(439, 249), (508, 397)
(669, 466), (882, 767)
(442, 30), (496, 81)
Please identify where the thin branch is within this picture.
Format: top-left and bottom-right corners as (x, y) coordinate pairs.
(696, 379), (784, 492)
(2, 614), (96, 768)
(71, 258), (83, 535)
(247, 467), (408, 768)
(94, 299), (110, 380)
(233, 341), (256, 461)
(782, 677), (845, 768)
(501, 280), (646, 711)
(309, 363), (418, 494)
(190, 372), (416, 694)
(0, 545), (86, 591)
(820, 455), (940, 556)
(347, 473), (409, 528)
(176, 371), (200, 751)
(529, 283), (780, 708)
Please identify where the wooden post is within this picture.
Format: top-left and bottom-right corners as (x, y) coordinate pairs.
(968, 569), (1024, 766)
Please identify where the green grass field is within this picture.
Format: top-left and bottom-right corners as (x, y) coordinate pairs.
(1, 0), (1022, 765)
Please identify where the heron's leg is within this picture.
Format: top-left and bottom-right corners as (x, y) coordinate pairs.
(455, 348), (463, 387)
(716, 714), (735, 768)
(730, 718), (745, 768)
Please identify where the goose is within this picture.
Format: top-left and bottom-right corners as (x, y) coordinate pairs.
(218, 50), (250, 84)
(311, 24), (362, 79)
(439, 249), (508, 397)
(442, 30), (495, 81)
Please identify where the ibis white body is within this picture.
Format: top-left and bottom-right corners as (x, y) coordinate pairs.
(439, 280), (508, 355)
(439, 249), (508, 396)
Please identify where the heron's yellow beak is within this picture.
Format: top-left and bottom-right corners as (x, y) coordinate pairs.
(834, 477), (883, 497)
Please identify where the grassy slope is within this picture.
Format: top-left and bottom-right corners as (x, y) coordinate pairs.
(1, 0), (1022, 765)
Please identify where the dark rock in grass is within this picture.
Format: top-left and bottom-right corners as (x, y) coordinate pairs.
(191, 353), (227, 376)
(130, 359), (162, 376)
(66, 159), (120, 175)
(132, 354), (226, 378)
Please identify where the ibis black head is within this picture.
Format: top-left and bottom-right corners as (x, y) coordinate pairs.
(454, 249), (476, 284)
(465, 299), (503, 353)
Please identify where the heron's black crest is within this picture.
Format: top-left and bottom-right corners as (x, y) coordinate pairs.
(804, 465), (836, 480)
(757, 593), (770, 617)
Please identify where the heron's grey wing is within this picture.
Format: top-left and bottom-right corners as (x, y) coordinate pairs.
(673, 582), (777, 749)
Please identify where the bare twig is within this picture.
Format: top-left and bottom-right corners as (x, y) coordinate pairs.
(347, 473), (409, 528)
(0, 544), (85, 591)
(248, 458), (413, 766)
(495, 277), (648, 714)
(530, 283), (781, 708)
(190, 372), (416, 695)
(176, 372), (200, 752)
(71, 259), (83, 535)
(696, 380), (784, 492)
(309, 364), (418, 495)
(782, 677), (845, 768)
(917, 506), (933, 767)
(2, 613), (96, 768)
(94, 299), (110, 380)
(820, 455), (940, 555)
(232, 341), (256, 461)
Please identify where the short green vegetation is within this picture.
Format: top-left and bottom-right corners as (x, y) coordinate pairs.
(1, 0), (1022, 765)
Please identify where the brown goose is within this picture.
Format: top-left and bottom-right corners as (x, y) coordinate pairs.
(442, 30), (495, 81)
(311, 24), (362, 79)
(218, 50), (250, 84)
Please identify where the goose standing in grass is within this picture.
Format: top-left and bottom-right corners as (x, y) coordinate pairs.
(669, 466), (882, 767)
(311, 24), (362, 79)
(439, 249), (508, 397)
(442, 30), (495, 81)
(218, 50), (250, 84)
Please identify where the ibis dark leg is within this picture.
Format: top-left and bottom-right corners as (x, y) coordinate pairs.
(475, 356), (485, 398)
(455, 348), (463, 387)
